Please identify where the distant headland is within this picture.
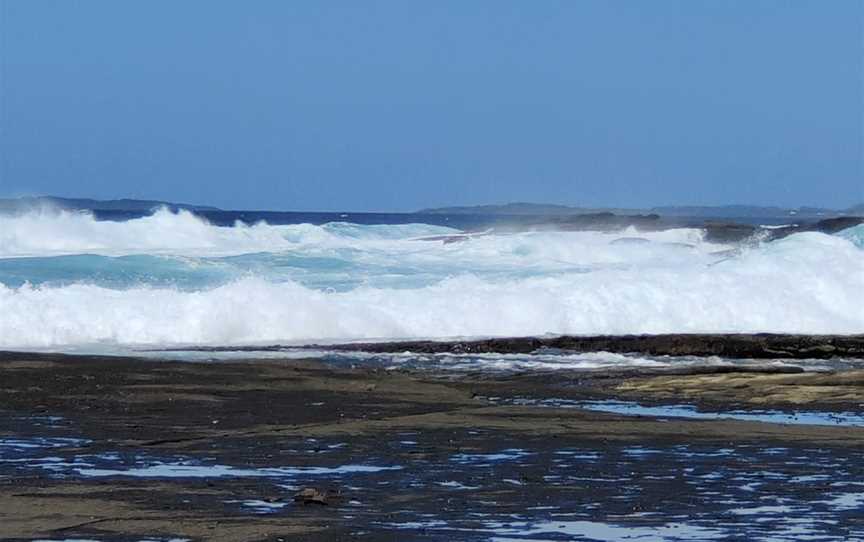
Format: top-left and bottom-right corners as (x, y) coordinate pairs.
(1, 196), (861, 219)
(418, 202), (864, 219)
(0, 196), (220, 213)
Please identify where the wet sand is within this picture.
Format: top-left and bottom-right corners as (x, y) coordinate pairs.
(1, 350), (862, 541)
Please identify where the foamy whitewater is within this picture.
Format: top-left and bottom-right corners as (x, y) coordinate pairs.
(0, 208), (862, 349)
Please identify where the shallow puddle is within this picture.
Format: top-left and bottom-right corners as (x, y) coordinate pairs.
(0, 436), (90, 451)
(225, 499), (290, 514)
(75, 461), (401, 479)
(579, 400), (864, 427)
(1, 449), (401, 481)
(506, 397), (864, 427)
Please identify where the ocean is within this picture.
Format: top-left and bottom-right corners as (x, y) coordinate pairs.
(0, 206), (862, 352)
(2, 207), (864, 542)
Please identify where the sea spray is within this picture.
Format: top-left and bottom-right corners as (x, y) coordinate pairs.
(0, 207), (457, 258)
(0, 209), (861, 348)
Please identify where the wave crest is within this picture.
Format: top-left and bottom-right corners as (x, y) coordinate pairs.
(0, 207), (459, 258)
(1, 232), (861, 347)
(1, 209), (861, 347)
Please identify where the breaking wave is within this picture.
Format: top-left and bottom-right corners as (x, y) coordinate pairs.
(0, 207), (454, 258)
(0, 209), (861, 348)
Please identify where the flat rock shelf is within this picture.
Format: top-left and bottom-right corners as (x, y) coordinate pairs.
(0, 349), (862, 541)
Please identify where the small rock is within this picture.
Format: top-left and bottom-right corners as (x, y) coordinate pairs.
(293, 487), (341, 505)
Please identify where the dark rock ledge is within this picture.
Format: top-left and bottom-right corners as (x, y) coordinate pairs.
(315, 333), (864, 359)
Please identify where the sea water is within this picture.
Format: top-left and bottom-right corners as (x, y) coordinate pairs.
(0, 207), (862, 350)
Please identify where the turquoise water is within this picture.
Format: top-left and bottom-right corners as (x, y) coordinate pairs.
(0, 208), (862, 349)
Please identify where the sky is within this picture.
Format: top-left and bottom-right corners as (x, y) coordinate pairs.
(0, 0), (862, 212)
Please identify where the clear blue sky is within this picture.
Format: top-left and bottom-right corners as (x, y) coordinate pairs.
(1, 0), (862, 211)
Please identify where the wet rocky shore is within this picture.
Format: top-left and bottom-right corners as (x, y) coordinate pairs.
(1, 347), (862, 541)
(173, 333), (864, 360)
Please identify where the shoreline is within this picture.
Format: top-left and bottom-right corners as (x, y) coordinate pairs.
(320, 333), (864, 359)
(144, 332), (864, 359)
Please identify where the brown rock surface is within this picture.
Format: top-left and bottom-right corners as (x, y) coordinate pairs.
(0, 350), (861, 541)
(616, 369), (864, 406)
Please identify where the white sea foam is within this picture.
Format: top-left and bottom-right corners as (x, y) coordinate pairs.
(0, 232), (861, 347)
(0, 207), (455, 258)
(0, 210), (861, 348)
(0, 207), (717, 260)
